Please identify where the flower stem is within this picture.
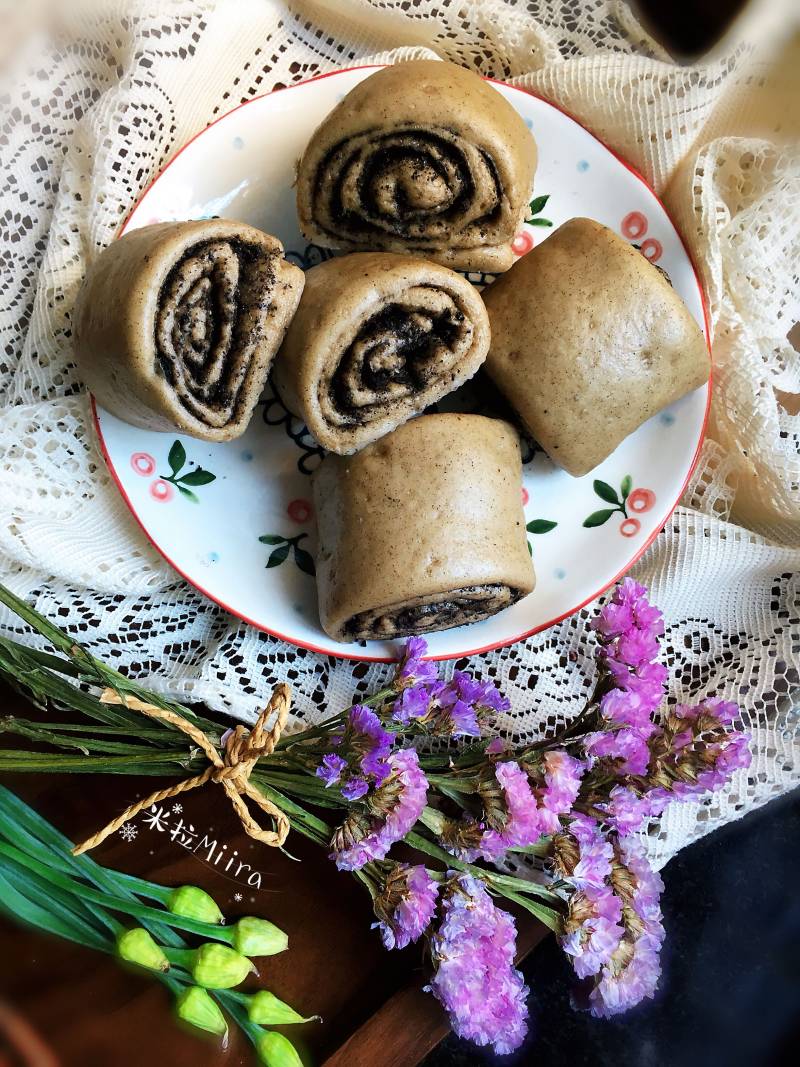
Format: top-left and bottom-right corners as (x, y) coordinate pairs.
(0, 842), (234, 941)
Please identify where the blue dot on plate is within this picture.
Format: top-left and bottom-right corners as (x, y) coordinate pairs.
(525, 117), (534, 129)
(240, 449), (253, 462)
(554, 568), (566, 580)
(232, 136), (245, 150)
(660, 412), (676, 426)
(208, 551), (220, 563)
(577, 160), (590, 172)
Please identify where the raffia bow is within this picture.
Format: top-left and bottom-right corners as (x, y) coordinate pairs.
(72, 683), (291, 856)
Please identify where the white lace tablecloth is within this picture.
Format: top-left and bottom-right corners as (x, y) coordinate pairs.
(0, 0), (798, 870)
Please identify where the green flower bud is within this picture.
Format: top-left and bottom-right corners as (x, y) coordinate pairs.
(191, 943), (255, 989)
(232, 917), (288, 957)
(176, 986), (228, 1039)
(248, 990), (317, 1026)
(117, 928), (169, 972)
(167, 885), (224, 925)
(256, 1031), (304, 1067)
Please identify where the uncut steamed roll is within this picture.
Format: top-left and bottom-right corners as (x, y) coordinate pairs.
(313, 413), (535, 642)
(483, 217), (710, 476)
(74, 219), (304, 441)
(273, 252), (491, 454)
(296, 61), (537, 273)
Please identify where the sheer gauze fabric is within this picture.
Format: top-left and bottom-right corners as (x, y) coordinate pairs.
(0, 0), (798, 871)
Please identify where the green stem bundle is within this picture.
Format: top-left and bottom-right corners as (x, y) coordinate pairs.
(0, 785), (313, 1066)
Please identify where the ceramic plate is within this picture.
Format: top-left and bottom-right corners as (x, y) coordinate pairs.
(93, 66), (710, 661)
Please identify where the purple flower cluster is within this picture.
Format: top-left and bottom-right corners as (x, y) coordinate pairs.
(428, 873), (529, 1054)
(316, 704), (393, 801)
(669, 699), (752, 793)
(601, 698), (752, 835)
(393, 640), (509, 738)
(539, 750), (585, 833)
(556, 819), (665, 1017)
(474, 752), (585, 860)
(585, 578), (667, 777)
(374, 864), (439, 950)
(332, 749), (428, 871)
(478, 760), (544, 860)
(588, 837), (665, 1017)
(395, 637), (438, 689)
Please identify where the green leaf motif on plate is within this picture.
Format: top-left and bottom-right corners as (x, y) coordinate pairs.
(620, 474), (633, 500)
(160, 441), (216, 503)
(525, 193), (553, 227)
(526, 519), (558, 534)
(259, 532), (316, 576)
(592, 479), (620, 505)
(178, 469), (216, 487)
(583, 508), (617, 528)
(168, 440), (186, 476)
(293, 546), (316, 576)
(266, 543), (291, 568)
(176, 485), (199, 503)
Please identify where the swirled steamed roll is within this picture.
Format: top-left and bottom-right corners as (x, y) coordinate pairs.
(296, 61), (537, 272)
(273, 252), (491, 454)
(483, 218), (710, 476)
(313, 413), (535, 642)
(74, 220), (304, 441)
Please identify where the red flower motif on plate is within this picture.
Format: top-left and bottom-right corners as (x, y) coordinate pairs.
(287, 498), (313, 524)
(621, 211), (648, 240)
(150, 479), (174, 503)
(131, 452), (156, 477)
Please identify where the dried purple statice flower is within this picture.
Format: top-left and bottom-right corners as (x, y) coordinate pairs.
(592, 580), (667, 722)
(315, 752), (347, 788)
(373, 863), (439, 950)
(553, 813), (614, 891)
(560, 884), (624, 979)
(554, 818), (665, 1017)
(595, 698), (751, 834)
(332, 749), (428, 871)
(538, 749), (585, 833)
(349, 704), (393, 783)
(391, 666), (508, 738)
(428, 873), (529, 1055)
(395, 637), (438, 689)
(477, 760), (545, 860)
(603, 784), (664, 835)
(315, 704), (394, 800)
(586, 836), (666, 1017)
(583, 580), (667, 789)
(584, 726), (653, 777)
(392, 683), (436, 725)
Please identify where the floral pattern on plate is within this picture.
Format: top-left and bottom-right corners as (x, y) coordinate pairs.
(583, 476), (656, 538)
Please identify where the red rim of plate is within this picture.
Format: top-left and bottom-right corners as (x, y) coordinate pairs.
(91, 64), (713, 663)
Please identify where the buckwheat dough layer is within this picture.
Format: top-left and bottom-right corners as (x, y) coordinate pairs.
(273, 252), (491, 454)
(74, 219), (304, 441)
(483, 217), (710, 476)
(312, 413), (535, 642)
(296, 60), (537, 273)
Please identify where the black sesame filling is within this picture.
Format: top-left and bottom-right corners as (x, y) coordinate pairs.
(330, 299), (465, 417)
